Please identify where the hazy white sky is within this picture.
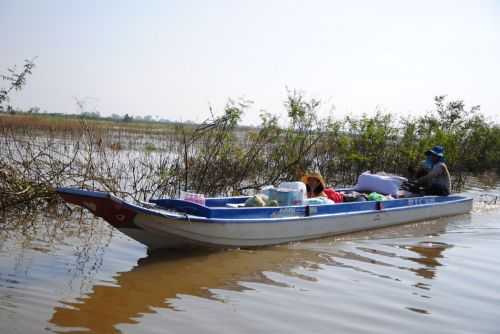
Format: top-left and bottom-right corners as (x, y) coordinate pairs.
(1, 0), (499, 125)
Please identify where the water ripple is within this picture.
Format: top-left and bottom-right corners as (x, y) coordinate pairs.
(1, 191), (500, 333)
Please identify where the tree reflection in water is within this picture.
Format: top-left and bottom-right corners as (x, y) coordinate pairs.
(404, 241), (451, 280)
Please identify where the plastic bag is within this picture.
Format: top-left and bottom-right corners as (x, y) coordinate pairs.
(354, 171), (407, 196)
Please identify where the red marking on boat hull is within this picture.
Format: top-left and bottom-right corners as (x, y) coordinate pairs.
(60, 193), (138, 229)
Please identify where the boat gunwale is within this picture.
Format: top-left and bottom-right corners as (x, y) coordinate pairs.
(126, 195), (472, 224)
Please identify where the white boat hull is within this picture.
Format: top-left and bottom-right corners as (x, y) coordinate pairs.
(57, 188), (473, 250)
(130, 198), (472, 249)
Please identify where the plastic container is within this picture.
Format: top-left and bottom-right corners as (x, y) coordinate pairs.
(267, 181), (307, 206)
(180, 191), (206, 206)
(279, 181), (307, 205)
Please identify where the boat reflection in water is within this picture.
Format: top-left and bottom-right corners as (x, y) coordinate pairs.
(48, 216), (457, 333)
(49, 246), (327, 333)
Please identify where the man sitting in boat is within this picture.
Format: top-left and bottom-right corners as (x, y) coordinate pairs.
(415, 145), (451, 196)
(301, 172), (344, 203)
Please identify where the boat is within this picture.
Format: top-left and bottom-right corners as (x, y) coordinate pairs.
(56, 187), (472, 250)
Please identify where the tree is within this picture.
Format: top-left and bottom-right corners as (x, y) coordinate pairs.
(123, 114), (133, 122)
(0, 59), (35, 112)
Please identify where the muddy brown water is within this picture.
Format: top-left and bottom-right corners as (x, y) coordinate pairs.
(1, 185), (499, 334)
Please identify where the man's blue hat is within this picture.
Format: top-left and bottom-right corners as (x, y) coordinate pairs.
(425, 145), (445, 158)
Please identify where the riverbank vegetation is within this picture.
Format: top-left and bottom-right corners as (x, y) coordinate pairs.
(1, 61), (499, 211)
(2, 92), (499, 211)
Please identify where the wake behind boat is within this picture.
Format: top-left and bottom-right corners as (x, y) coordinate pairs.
(57, 188), (472, 250)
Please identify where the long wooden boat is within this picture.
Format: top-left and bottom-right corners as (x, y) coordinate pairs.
(57, 188), (472, 250)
